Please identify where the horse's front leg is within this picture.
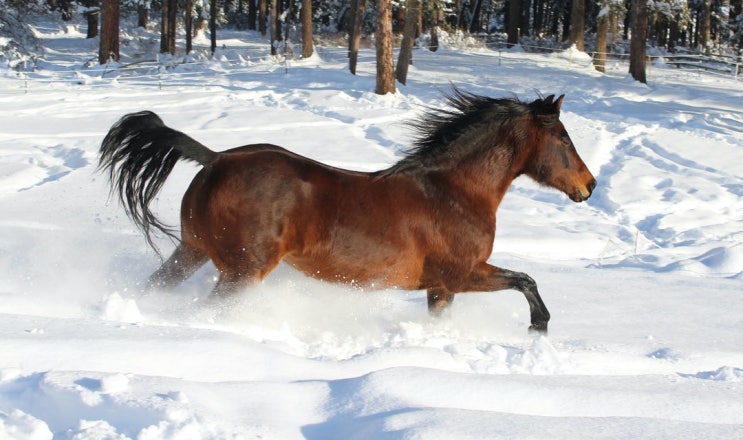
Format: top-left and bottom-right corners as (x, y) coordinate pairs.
(461, 262), (551, 334)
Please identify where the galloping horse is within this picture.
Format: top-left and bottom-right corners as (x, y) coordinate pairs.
(99, 88), (596, 333)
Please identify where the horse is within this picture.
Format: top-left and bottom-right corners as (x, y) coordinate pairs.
(99, 87), (596, 333)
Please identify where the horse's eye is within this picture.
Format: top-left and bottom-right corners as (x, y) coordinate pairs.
(560, 134), (571, 147)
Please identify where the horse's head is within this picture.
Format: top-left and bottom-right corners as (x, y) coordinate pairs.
(522, 95), (596, 202)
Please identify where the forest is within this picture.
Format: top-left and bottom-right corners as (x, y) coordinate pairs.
(2, 0), (742, 89)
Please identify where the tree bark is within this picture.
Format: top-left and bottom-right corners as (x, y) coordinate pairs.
(569, 0), (585, 50)
(269, 0), (278, 55)
(137, 4), (147, 28)
(629, 0), (648, 83)
(210, 0), (217, 54)
(185, 0), (192, 53)
(375, 0), (395, 95)
(594, 13), (608, 72)
(301, 0), (313, 58)
(248, 0), (257, 30)
(167, 0), (177, 54)
(259, 0), (267, 36)
(396, 0), (420, 85)
(506, 0), (521, 47)
(160, 0), (176, 54)
(699, 0), (711, 52)
(349, 0), (367, 74)
(83, 0), (98, 38)
(98, 0), (118, 64)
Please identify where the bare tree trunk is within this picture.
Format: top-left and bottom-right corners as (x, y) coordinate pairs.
(569, 0), (585, 50)
(734, 0), (743, 50)
(396, 0), (420, 85)
(160, 0), (176, 54)
(301, 0), (313, 58)
(98, 0), (118, 64)
(506, 0), (521, 47)
(699, 0), (711, 52)
(349, 0), (367, 74)
(629, 0), (648, 83)
(269, 0), (278, 55)
(375, 0), (395, 95)
(83, 0), (98, 38)
(248, 0), (257, 30)
(160, 0), (169, 53)
(259, 0), (267, 36)
(210, 0), (217, 54)
(186, 0), (193, 53)
(167, 0), (177, 53)
(594, 13), (608, 72)
(137, 4), (148, 28)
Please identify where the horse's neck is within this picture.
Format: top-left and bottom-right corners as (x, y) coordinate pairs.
(415, 148), (518, 215)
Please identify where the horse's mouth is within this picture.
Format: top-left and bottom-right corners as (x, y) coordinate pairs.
(569, 179), (597, 202)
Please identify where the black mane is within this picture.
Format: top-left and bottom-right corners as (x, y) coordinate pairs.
(385, 87), (561, 174)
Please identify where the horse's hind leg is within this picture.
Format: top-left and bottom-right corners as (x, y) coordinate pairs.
(209, 243), (284, 297)
(147, 242), (209, 290)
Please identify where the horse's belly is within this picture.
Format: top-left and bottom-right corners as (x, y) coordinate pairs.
(284, 252), (422, 291)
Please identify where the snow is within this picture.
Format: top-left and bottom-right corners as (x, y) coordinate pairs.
(1, 17), (742, 439)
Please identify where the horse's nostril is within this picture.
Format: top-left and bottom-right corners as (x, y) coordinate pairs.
(588, 179), (597, 194)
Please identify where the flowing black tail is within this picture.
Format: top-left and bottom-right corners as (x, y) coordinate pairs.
(98, 111), (217, 254)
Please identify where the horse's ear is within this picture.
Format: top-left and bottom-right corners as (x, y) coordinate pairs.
(555, 95), (565, 113)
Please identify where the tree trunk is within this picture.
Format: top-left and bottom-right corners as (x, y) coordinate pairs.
(160, 0), (169, 53)
(520, 0), (531, 37)
(349, 0), (367, 74)
(629, 0), (648, 83)
(594, 13), (608, 73)
(469, 0), (483, 33)
(375, 0), (395, 95)
(569, 0), (585, 50)
(137, 4), (148, 28)
(160, 0), (176, 54)
(168, 0), (177, 54)
(83, 0), (98, 38)
(699, 0), (711, 52)
(98, 0), (118, 64)
(210, 0), (217, 54)
(396, 0), (420, 85)
(185, 0), (192, 54)
(734, 0), (743, 50)
(301, 0), (313, 58)
(506, 0), (521, 47)
(269, 0), (278, 55)
(259, 0), (267, 36)
(248, 0), (257, 30)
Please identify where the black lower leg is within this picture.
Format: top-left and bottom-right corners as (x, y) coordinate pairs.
(507, 271), (550, 334)
(147, 243), (207, 290)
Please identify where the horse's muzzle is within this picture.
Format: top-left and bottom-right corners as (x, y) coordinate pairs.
(571, 178), (597, 202)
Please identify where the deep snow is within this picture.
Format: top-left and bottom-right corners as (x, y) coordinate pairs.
(1, 17), (742, 439)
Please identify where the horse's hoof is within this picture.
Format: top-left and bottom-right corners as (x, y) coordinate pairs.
(528, 322), (548, 336)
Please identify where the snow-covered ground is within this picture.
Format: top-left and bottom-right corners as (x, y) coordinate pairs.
(1, 18), (742, 439)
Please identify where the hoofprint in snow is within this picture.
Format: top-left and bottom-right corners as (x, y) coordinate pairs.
(1, 17), (742, 440)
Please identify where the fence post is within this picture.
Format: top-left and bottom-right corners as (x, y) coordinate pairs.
(23, 60), (28, 94)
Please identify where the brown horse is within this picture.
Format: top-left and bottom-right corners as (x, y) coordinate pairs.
(99, 88), (596, 333)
